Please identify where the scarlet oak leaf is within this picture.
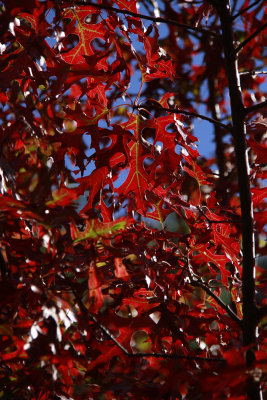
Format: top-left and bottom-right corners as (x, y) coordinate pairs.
(192, 3), (212, 27)
(145, 193), (171, 223)
(114, 257), (129, 280)
(248, 139), (267, 164)
(117, 114), (152, 212)
(143, 26), (175, 82)
(183, 154), (210, 205)
(86, 344), (122, 372)
(191, 243), (231, 285)
(60, 7), (107, 65)
(71, 218), (130, 243)
(114, 0), (138, 13)
(88, 261), (104, 313)
(46, 186), (78, 207)
(76, 166), (109, 213)
(251, 187), (267, 207)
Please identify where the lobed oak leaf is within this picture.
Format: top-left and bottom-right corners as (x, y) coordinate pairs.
(46, 186), (78, 207)
(114, 257), (129, 280)
(183, 154), (210, 205)
(192, 243), (232, 284)
(191, 3), (212, 27)
(88, 261), (104, 313)
(212, 229), (240, 267)
(71, 217), (130, 243)
(116, 114), (153, 211)
(157, 92), (176, 108)
(60, 7), (107, 65)
(0, 195), (45, 223)
(254, 209), (267, 231)
(2, 339), (27, 361)
(251, 187), (267, 207)
(86, 344), (122, 372)
(222, 348), (245, 367)
(183, 154), (210, 186)
(248, 139), (267, 164)
(76, 166), (109, 213)
(114, 0), (138, 13)
(145, 194), (171, 223)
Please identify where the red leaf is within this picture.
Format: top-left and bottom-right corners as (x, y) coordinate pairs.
(76, 167), (109, 213)
(251, 187), (267, 206)
(114, 257), (129, 280)
(88, 262), (104, 313)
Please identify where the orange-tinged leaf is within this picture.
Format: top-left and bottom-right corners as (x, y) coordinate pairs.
(114, 257), (129, 279)
(71, 218), (130, 243)
(46, 187), (78, 207)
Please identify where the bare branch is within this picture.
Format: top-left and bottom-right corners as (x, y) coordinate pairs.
(245, 99), (267, 115)
(133, 104), (231, 131)
(232, 0), (263, 21)
(73, 1), (219, 37)
(233, 22), (267, 55)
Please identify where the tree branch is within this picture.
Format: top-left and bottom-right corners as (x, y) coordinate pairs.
(133, 104), (231, 131)
(239, 70), (267, 76)
(214, 0), (257, 350)
(130, 352), (225, 361)
(72, 285), (225, 362)
(233, 22), (267, 55)
(191, 278), (242, 326)
(73, 1), (219, 37)
(245, 99), (267, 115)
(0, 251), (7, 280)
(231, 0), (263, 21)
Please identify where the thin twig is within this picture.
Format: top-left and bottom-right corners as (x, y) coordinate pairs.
(70, 282), (130, 354)
(191, 279), (242, 326)
(231, 0), (263, 21)
(130, 352), (225, 361)
(233, 22), (267, 55)
(133, 104), (231, 131)
(231, 0), (239, 15)
(89, 311), (225, 361)
(69, 278), (225, 362)
(239, 70), (267, 76)
(73, 0), (219, 37)
(245, 99), (267, 115)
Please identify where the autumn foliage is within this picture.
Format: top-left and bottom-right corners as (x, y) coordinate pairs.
(0, 0), (266, 399)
